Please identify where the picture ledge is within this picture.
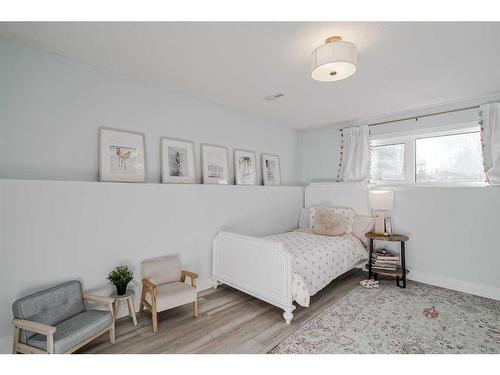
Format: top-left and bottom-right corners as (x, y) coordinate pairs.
(0, 179), (305, 188)
(368, 182), (490, 189)
(307, 181), (492, 189)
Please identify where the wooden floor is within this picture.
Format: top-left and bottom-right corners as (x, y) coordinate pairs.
(79, 269), (365, 354)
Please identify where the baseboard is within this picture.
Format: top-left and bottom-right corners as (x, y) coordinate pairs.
(359, 267), (499, 300)
(407, 270), (500, 301)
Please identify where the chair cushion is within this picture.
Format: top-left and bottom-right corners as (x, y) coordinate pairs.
(141, 255), (181, 285)
(149, 282), (197, 312)
(12, 280), (85, 343)
(27, 310), (112, 354)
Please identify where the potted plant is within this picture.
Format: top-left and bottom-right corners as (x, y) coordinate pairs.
(107, 265), (134, 296)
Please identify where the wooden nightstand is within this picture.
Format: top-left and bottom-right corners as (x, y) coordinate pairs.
(365, 232), (409, 288)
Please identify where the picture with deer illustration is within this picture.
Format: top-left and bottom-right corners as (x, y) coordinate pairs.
(110, 145), (138, 173)
(99, 128), (146, 182)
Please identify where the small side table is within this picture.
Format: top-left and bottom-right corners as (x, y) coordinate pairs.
(365, 232), (409, 288)
(110, 289), (137, 326)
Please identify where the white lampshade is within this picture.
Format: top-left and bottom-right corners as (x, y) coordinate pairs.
(311, 36), (357, 82)
(369, 190), (394, 210)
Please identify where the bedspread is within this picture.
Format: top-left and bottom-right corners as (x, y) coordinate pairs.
(265, 231), (367, 307)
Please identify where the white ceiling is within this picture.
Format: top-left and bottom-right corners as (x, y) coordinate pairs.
(1, 22), (499, 129)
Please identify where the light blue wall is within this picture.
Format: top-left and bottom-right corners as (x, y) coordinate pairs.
(299, 126), (342, 183)
(0, 180), (304, 350)
(0, 38), (306, 350)
(0, 38), (302, 185)
(299, 94), (500, 184)
(299, 101), (500, 301)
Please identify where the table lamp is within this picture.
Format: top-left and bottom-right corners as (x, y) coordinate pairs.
(369, 190), (394, 235)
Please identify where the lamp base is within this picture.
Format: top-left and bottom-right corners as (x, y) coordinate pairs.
(374, 213), (386, 235)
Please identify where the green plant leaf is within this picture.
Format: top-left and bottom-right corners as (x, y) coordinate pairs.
(107, 265), (134, 287)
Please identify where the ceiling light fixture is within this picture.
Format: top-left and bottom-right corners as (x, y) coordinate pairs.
(311, 36), (357, 82)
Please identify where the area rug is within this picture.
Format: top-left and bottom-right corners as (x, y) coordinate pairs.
(270, 280), (500, 354)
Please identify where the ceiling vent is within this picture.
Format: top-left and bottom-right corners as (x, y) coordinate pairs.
(264, 93), (285, 101)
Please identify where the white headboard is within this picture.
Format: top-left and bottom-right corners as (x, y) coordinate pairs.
(304, 182), (370, 215)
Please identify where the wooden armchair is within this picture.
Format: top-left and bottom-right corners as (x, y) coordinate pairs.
(139, 255), (198, 333)
(12, 281), (115, 354)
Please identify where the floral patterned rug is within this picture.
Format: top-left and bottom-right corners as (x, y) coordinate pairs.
(270, 280), (500, 354)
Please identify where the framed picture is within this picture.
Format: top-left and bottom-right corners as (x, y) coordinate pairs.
(201, 144), (229, 184)
(99, 127), (146, 182)
(234, 149), (257, 185)
(160, 137), (196, 184)
(261, 153), (281, 186)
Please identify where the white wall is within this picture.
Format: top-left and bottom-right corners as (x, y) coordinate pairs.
(300, 101), (500, 301)
(0, 38), (301, 185)
(0, 179), (303, 351)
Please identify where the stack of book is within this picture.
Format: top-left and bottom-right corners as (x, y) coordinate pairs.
(372, 248), (399, 271)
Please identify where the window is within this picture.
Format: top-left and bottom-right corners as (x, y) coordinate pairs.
(370, 122), (485, 185)
(415, 132), (484, 182)
(371, 144), (405, 181)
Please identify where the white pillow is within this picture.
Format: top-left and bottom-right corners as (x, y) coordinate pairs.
(293, 228), (315, 234)
(352, 215), (375, 246)
(308, 206), (355, 234)
(298, 208), (310, 229)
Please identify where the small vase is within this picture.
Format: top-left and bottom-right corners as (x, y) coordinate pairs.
(115, 284), (128, 296)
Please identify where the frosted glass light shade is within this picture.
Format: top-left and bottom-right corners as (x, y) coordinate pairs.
(311, 39), (357, 82)
(369, 190), (394, 210)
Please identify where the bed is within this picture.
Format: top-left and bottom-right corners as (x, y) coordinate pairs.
(212, 182), (371, 324)
(212, 230), (366, 323)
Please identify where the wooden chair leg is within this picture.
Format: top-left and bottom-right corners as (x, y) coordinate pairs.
(139, 286), (146, 312)
(12, 326), (20, 354)
(47, 333), (55, 354)
(109, 324), (116, 344)
(151, 295), (158, 333)
(193, 300), (199, 318)
(151, 310), (158, 333)
(107, 301), (116, 344)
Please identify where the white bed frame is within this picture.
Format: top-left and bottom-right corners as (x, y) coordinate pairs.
(212, 231), (295, 323)
(212, 182), (369, 324)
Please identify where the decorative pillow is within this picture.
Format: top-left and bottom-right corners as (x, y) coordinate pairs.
(298, 208), (310, 229)
(352, 215), (375, 246)
(309, 206), (355, 233)
(312, 208), (347, 236)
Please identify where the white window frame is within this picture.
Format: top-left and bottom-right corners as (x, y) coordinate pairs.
(369, 121), (487, 187)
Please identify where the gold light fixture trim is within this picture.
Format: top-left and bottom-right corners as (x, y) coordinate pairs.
(325, 36), (343, 43)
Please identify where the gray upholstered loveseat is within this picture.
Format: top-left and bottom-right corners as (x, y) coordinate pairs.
(12, 280), (115, 354)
